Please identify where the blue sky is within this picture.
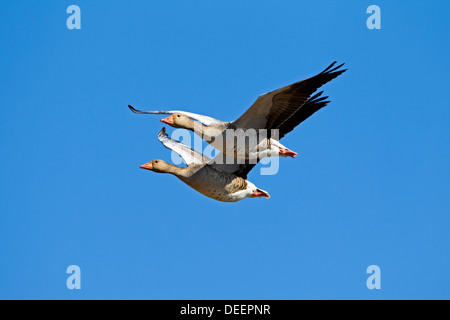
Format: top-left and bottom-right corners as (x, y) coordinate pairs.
(0, 0), (449, 299)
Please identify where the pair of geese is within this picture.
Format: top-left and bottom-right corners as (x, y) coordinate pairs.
(130, 62), (346, 202)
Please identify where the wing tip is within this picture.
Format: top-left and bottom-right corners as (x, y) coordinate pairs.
(321, 61), (347, 76)
(128, 105), (139, 113)
(157, 127), (168, 140)
(329, 62), (347, 75)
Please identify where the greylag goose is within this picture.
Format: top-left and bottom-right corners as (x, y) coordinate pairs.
(129, 61), (346, 161)
(139, 128), (270, 202)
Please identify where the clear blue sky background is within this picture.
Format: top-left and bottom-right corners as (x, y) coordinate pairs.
(0, 0), (449, 300)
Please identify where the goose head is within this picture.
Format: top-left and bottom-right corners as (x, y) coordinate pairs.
(161, 114), (194, 129)
(140, 159), (173, 173)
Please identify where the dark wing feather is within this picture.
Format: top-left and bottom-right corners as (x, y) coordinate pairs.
(233, 61), (346, 132)
(266, 62), (346, 131)
(277, 91), (330, 140)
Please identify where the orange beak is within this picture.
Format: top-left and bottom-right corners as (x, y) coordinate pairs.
(140, 162), (153, 170)
(161, 115), (174, 125)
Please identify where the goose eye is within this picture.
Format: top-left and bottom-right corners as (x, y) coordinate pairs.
(177, 115), (180, 118)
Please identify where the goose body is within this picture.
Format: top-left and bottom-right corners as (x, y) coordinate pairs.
(129, 61), (346, 160)
(176, 164), (263, 202)
(140, 128), (270, 202)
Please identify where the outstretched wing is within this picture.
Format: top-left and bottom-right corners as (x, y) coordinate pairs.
(157, 128), (210, 165)
(129, 105), (223, 126)
(232, 62), (346, 132)
(212, 91), (332, 178)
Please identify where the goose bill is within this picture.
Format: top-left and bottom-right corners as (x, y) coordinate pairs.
(161, 115), (174, 125)
(252, 189), (270, 198)
(140, 162), (153, 170)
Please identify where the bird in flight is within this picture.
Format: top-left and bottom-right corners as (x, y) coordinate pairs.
(129, 61), (346, 162)
(131, 61), (347, 201)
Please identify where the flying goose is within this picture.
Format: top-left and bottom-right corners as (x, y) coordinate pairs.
(129, 61), (346, 160)
(139, 128), (270, 202)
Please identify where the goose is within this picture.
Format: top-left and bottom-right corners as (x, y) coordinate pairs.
(139, 128), (270, 202)
(129, 61), (346, 161)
